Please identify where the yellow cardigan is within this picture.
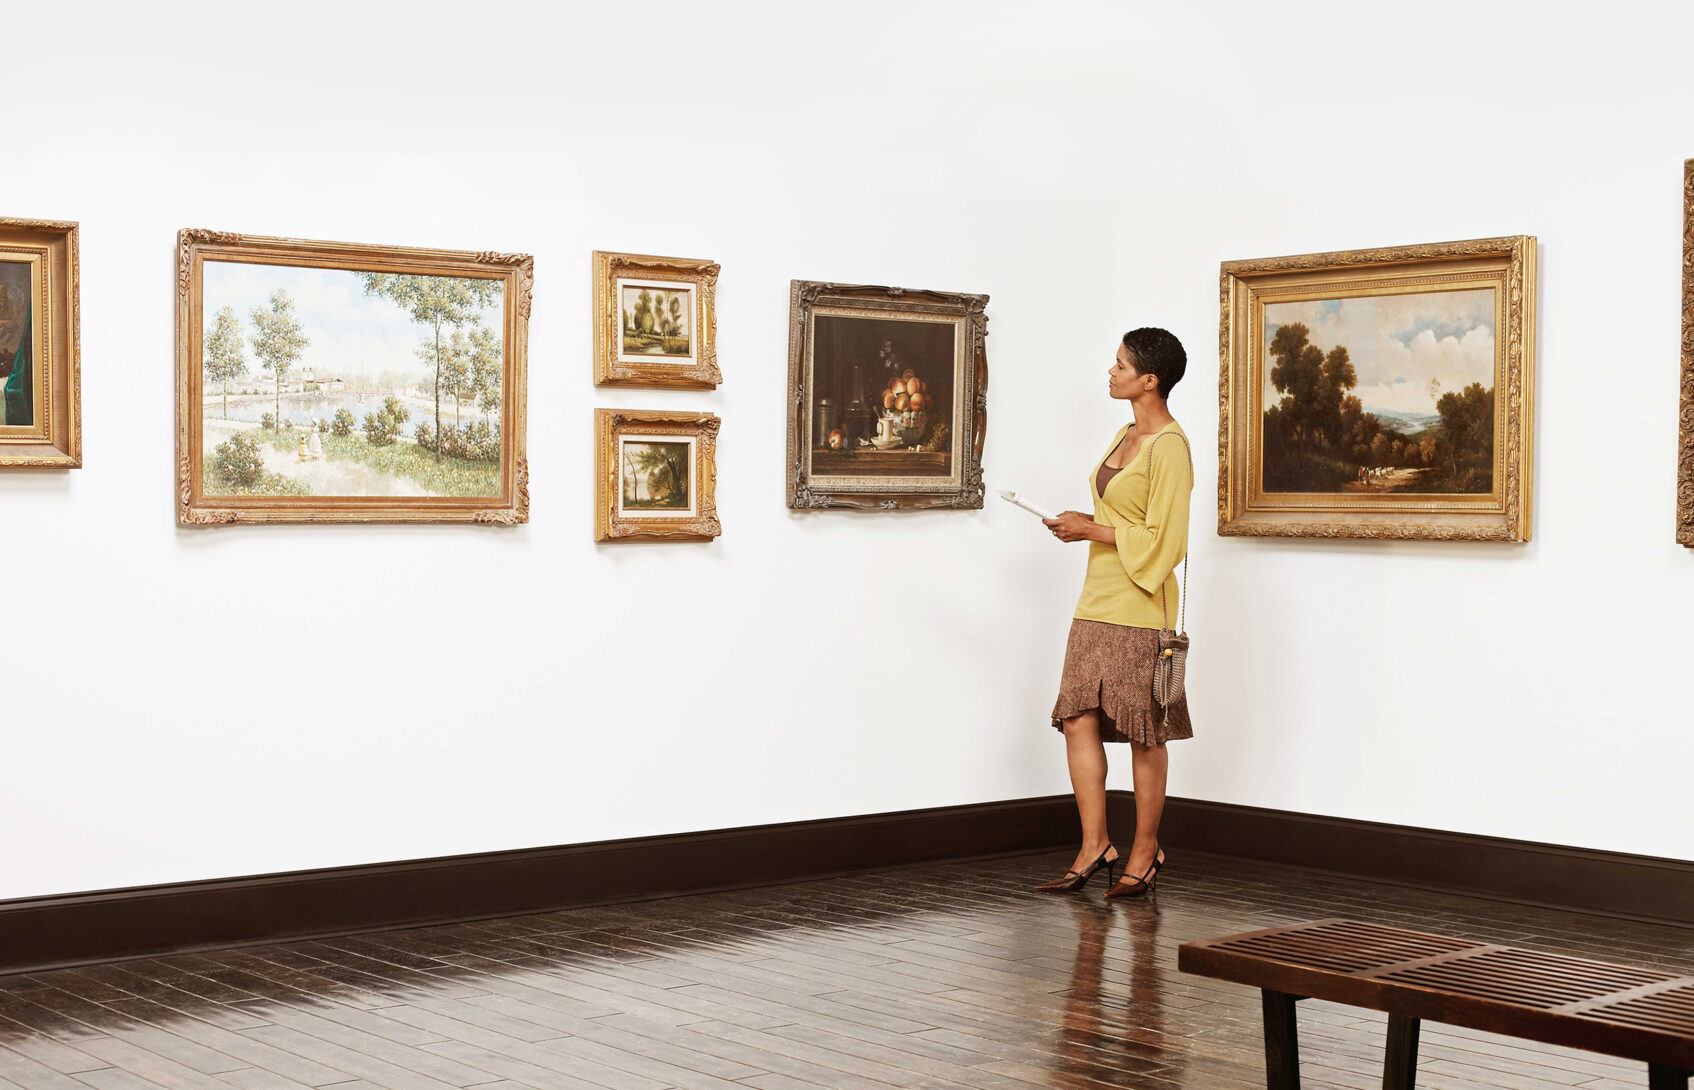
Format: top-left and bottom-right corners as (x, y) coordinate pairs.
(1073, 420), (1193, 630)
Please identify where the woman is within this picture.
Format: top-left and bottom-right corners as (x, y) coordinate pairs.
(1035, 327), (1193, 899)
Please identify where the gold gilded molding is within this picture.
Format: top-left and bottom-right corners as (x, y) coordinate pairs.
(594, 408), (722, 542)
(1680, 160), (1694, 547)
(1218, 236), (1536, 542)
(593, 251), (720, 389)
(0, 217), (81, 468)
(175, 229), (530, 525)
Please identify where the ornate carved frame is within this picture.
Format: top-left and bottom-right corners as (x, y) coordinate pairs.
(1679, 161), (1694, 547)
(786, 280), (988, 511)
(594, 408), (721, 542)
(1219, 236), (1536, 542)
(0, 218), (80, 468)
(175, 229), (531, 525)
(593, 251), (720, 389)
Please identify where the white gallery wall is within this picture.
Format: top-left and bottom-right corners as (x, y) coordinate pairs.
(4, 1), (1692, 900)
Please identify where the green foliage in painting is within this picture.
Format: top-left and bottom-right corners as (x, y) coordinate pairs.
(359, 272), (499, 462)
(1262, 321), (1492, 494)
(362, 395), (410, 447)
(622, 442), (689, 509)
(1435, 382), (1494, 491)
(203, 305), (246, 420)
(204, 431), (307, 496)
(245, 420), (498, 497)
(214, 431), (265, 488)
(249, 290), (309, 435)
(415, 418), (500, 462)
(331, 407), (356, 438)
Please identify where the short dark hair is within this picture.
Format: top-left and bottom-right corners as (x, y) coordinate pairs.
(1121, 327), (1186, 399)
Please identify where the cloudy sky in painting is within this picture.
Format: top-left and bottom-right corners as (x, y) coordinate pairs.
(202, 260), (502, 381)
(1262, 288), (1495, 417)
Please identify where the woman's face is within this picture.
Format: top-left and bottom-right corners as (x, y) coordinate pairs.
(1108, 344), (1152, 401)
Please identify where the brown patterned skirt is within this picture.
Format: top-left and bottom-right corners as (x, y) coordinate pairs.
(1051, 618), (1193, 745)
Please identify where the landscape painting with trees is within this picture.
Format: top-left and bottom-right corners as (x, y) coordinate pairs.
(620, 282), (693, 361)
(619, 439), (693, 514)
(1260, 288), (1497, 494)
(198, 261), (505, 499)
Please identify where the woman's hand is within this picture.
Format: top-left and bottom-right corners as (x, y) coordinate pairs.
(1043, 511), (1101, 543)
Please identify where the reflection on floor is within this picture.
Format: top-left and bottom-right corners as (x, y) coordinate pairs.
(2, 849), (1691, 1089)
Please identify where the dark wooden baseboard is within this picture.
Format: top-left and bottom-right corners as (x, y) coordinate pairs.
(1114, 794), (1694, 931)
(0, 794), (1082, 976)
(3, 791), (1691, 976)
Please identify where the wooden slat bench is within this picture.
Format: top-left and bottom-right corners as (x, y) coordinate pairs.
(1178, 919), (1694, 1089)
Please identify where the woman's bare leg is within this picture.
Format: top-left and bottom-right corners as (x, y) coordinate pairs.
(1118, 740), (1168, 882)
(1061, 712), (1118, 874)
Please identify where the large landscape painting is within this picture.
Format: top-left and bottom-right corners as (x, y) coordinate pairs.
(1261, 287), (1497, 494)
(200, 261), (505, 499)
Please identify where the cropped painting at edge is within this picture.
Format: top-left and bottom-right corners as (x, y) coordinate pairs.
(0, 261), (33, 429)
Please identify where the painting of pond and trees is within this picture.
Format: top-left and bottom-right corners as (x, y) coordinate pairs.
(1261, 288), (1497, 495)
(200, 261), (505, 499)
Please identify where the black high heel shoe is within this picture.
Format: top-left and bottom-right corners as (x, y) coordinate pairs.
(1104, 846), (1165, 899)
(1033, 843), (1121, 892)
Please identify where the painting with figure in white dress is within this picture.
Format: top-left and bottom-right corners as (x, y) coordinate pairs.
(198, 261), (505, 498)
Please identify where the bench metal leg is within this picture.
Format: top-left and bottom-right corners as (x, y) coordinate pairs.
(1262, 989), (1300, 1090)
(1649, 1063), (1691, 1089)
(1382, 1014), (1419, 1090)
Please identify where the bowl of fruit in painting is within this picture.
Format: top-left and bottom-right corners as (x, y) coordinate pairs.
(880, 370), (933, 447)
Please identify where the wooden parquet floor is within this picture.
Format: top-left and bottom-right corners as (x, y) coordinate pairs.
(2, 849), (1691, 1090)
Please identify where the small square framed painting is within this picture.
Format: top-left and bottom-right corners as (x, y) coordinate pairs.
(1218, 236), (1536, 542)
(175, 229), (532, 525)
(593, 251), (720, 388)
(786, 280), (988, 510)
(0, 217), (80, 468)
(594, 408), (721, 542)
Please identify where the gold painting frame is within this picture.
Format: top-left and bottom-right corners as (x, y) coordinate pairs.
(175, 229), (531, 525)
(595, 408), (721, 542)
(786, 280), (989, 511)
(1679, 161), (1694, 547)
(593, 251), (720, 389)
(1219, 236), (1536, 542)
(0, 218), (80, 468)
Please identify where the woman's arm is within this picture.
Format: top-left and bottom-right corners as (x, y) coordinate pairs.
(1113, 440), (1193, 593)
(1044, 512), (1115, 544)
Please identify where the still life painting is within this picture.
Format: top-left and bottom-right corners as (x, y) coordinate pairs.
(0, 217), (79, 468)
(176, 230), (531, 524)
(786, 280), (988, 510)
(1219, 236), (1535, 541)
(595, 408), (720, 542)
(593, 251), (719, 389)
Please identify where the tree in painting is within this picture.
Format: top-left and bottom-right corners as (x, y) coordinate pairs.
(1262, 321), (1492, 494)
(465, 324), (502, 427)
(203, 305), (246, 420)
(249, 291), (308, 432)
(622, 442), (688, 508)
(359, 273), (500, 462)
